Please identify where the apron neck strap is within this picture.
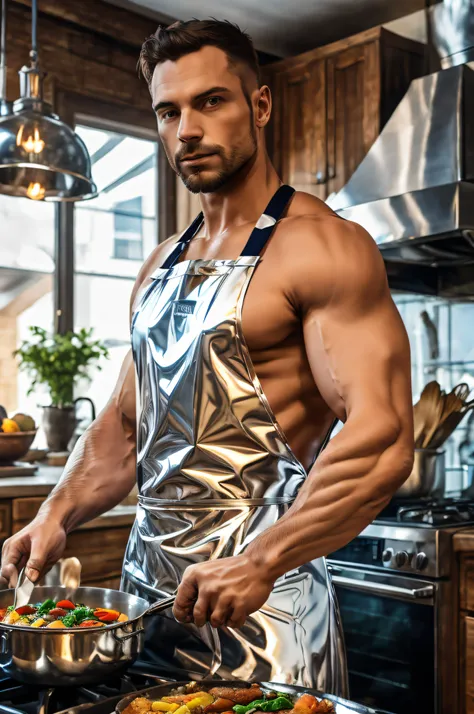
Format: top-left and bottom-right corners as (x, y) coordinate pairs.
(161, 184), (295, 269)
(161, 211), (204, 269)
(240, 184), (295, 256)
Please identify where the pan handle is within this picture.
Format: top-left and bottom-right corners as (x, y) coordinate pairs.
(145, 594), (176, 617)
(112, 626), (145, 643)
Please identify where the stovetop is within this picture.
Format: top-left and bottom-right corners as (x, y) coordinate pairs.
(376, 496), (474, 528)
(328, 497), (474, 579)
(0, 665), (170, 714)
(0, 667), (392, 714)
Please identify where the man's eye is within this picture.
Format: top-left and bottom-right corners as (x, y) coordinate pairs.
(162, 110), (178, 121)
(205, 96), (222, 108)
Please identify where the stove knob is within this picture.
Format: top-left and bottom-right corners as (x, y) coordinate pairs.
(414, 552), (428, 571)
(382, 548), (394, 563)
(395, 551), (408, 567)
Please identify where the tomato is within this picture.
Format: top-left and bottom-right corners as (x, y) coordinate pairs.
(0, 608), (7, 620)
(56, 600), (75, 610)
(93, 608), (120, 622)
(79, 620), (105, 628)
(15, 606), (36, 616)
(49, 608), (68, 619)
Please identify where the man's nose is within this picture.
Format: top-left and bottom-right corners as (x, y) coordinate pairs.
(177, 109), (203, 143)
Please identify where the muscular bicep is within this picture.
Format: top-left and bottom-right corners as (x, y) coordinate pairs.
(297, 220), (413, 440)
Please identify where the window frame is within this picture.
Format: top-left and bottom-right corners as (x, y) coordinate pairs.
(53, 89), (176, 334)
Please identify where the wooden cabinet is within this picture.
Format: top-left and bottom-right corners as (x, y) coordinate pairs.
(463, 616), (474, 713)
(262, 27), (425, 199)
(6, 495), (132, 588)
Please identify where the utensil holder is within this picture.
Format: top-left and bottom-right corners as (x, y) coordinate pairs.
(396, 448), (445, 499)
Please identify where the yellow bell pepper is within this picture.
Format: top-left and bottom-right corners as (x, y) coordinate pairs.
(3, 610), (20, 624)
(186, 695), (214, 710)
(31, 618), (47, 628)
(152, 703), (180, 712)
(118, 613), (128, 622)
(46, 620), (66, 629)
(174, 705), (191, 714)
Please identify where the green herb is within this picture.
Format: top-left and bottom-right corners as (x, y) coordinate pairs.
(6, 605), (14, 612)
(72, 606), (95, 623)
(61, 613), (76, 628)
(61, 606), (96, 627)
(14, 326), (108, 407)
(37, 599), (56, 615)
(233, 698), (294, 714)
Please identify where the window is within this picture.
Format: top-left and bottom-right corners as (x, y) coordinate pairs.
(0, 195), (55, 442)
(73, 123), (158, 414)
(113, 197), (144, 261)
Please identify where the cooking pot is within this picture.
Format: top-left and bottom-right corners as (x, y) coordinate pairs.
(0, 585), (174, 686)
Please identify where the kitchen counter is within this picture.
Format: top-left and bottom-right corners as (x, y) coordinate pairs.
(0, 465), (63, 498)
(0, 464), (136, 527)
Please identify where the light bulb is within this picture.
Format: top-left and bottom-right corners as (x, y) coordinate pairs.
(16, 126), (45, 154)
(27, 182), (45, 200)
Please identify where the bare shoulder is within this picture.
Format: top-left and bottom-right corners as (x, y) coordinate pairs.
(273, 192), (388, 309)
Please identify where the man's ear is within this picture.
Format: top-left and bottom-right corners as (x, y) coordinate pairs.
(255, 85), (272, 128)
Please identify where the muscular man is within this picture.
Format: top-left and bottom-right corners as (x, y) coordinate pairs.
(0, 19), (414, 690)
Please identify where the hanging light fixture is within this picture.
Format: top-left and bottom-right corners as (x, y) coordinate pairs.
(0, 0), (97, 201)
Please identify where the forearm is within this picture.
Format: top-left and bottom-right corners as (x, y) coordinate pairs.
(246, 417), (414, 580)
(37, 400), (137, 533)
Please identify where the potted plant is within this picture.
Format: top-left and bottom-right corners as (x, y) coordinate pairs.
(14, 326), (109, 452)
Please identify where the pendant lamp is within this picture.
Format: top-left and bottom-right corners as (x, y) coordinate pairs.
(0, 0), (97, 201)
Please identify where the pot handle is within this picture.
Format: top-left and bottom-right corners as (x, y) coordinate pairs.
(145, 594), (176, 617)
(112, 626), (145, 642)
(0, 629), (9, 655)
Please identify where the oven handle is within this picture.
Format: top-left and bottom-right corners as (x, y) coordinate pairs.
(328, 566), (435, 600)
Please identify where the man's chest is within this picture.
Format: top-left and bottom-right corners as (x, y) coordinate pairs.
(138, 233), (299, 356)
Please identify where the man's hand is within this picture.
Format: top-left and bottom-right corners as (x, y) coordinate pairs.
(173, 554), (274, 629)
(0, 515), (67, 588)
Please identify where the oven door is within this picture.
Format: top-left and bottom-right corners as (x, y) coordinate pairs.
(329, 564), (437, 714)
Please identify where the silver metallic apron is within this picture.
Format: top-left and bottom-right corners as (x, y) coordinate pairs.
(122, 185), (348, 694)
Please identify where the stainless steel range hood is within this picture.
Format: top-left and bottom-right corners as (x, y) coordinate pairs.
(327, 0), (474, 297)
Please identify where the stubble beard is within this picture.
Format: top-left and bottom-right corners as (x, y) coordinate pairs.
(169, 123), (258, 195)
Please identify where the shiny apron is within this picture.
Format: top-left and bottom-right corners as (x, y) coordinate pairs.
(122, 185), (348, 694)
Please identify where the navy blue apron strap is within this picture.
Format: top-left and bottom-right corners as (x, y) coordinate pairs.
(240, 184), (295, 257)
(161, 211), (204, 269)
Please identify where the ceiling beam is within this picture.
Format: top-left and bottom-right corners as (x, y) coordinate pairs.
(9, 0), (171, 49)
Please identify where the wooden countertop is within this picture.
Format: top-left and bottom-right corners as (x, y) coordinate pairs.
(0, 464), (136, 528)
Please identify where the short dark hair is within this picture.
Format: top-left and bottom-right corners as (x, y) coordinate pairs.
(138, 18), (261, 87)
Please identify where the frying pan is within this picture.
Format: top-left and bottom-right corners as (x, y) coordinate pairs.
(115, 680), (389, 714)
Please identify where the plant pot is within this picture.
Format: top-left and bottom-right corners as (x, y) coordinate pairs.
(42, 406), (77, 453)
(42, 398), (97, 453)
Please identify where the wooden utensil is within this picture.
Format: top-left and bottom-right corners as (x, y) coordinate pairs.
(414, 381), (442, 448)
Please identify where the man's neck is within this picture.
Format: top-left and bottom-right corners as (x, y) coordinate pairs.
(198, 152), (281, 240)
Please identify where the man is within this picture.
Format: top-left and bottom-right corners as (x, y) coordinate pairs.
(0, 19), (414, 692)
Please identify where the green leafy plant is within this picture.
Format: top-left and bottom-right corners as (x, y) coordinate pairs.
(14, 326), (109, 408)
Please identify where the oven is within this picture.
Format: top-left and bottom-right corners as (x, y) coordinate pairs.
(329, 564), (437, 714)
(327, 518), (460, 714)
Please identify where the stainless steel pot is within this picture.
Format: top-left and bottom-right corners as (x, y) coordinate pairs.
(0, 585), (174, 686)
(395, 448), (445, 499)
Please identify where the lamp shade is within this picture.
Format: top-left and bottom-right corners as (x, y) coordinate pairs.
(0, 108), (97, 201)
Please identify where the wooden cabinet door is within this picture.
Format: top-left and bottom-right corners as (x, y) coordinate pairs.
(270, 59), (327, 198)
(464, 615), (474, 713)
(326, 41), (380, 198)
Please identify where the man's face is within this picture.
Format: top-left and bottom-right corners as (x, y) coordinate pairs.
(151, 46), (259, 193)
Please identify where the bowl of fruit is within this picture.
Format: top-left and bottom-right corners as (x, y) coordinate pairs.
(0, 407), (37, 464)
